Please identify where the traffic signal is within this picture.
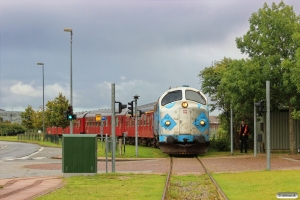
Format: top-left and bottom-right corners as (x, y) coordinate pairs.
(66, 105), (76, 120)
(68, 105), (73, 112)
(116, 101), (127, 113)
(259, 100), (266, 114)
(128, 101), (134, 117)
(254, 100), (266, 116)
(70, 114), (77, 120)
(138, 110), (145, 117)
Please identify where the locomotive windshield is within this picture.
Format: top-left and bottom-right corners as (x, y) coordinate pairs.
(185, 90), (206, 105)
(161, 90), (182, 106)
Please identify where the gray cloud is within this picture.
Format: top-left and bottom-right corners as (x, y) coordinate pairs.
(1, 0), (299, 114)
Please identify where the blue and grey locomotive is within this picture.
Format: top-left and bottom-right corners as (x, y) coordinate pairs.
(153, 85), (210, 155)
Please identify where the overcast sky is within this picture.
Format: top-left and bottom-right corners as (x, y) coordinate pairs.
(1, 0), (299, 114)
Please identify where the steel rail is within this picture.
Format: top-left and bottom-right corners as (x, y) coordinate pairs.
(196, 157), (228, 200)
(161, 156), (173, 200)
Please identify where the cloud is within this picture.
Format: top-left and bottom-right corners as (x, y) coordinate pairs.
(45, 83), (69, 100)
(1, 0), (300, 113)
(10, 82), (40, 97)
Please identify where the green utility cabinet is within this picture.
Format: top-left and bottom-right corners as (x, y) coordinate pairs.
(62, 134), (97, 175)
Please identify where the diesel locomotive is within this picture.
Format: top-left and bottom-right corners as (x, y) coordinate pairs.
(46, 85), (210, 155)
(154, 85), (210, 154)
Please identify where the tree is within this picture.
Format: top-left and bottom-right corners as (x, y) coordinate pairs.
(33, 109), (43, 132)
(45, 93), (70, 133)
(20, 105), (35, 132)
(235, 1), (300, 154)
(199, 58), (263, 148)
(198, 58), (234, 113)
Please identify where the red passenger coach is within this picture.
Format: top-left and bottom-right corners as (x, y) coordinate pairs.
(124, 110), (154, 145)
(46, 103), (156, 144)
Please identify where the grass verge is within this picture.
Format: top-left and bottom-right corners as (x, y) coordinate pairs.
(36, 173), (166, 200)
(213, 170), (300, 200)
(0, 136), (61, 148)
(36, 170), (300, 200)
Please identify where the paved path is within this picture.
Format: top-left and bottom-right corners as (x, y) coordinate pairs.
(0, 177), (63, 200)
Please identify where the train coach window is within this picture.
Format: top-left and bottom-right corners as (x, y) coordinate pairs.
(185, 90), (206, 105)
(161, 90), (182, 106)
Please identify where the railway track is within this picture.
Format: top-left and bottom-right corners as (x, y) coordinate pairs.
(162, 156), (228, 200)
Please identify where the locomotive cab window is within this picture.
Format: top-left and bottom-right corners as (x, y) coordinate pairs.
(185, 90), (206, 105)
(161, 90), (182, 106)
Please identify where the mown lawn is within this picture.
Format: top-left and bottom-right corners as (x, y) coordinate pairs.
(213, 170), (300, 200)
(37, 173), (166, 200)
(35, 170), (300, 200)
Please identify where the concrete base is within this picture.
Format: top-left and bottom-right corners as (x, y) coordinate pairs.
(63, 173), (97, 177)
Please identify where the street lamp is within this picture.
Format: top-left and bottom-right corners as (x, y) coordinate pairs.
(64, 28), (73, 134)
(37, 62), (44, 135)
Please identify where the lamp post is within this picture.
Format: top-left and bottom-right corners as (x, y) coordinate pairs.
(37, 62), (44, 135)
(64, 28), (73, 134)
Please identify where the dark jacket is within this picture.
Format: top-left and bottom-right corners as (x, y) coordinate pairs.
(239, 124), (249, 139)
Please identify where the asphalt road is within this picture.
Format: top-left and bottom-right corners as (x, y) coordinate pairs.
(0, 141), (62, 179)
(0, 141), (41, 161)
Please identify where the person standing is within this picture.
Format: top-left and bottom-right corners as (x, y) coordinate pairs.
(239, 120), (249, 153)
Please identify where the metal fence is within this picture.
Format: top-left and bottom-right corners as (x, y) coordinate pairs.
(18, 133), (43, 141)
(44, 134), (60, 144)
(18, 133), (60, 145)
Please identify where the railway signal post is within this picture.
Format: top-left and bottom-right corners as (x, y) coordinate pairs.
(134, 94), (139, 157)
(266, 81), (270, 170)
(254, 99), (266, 158)
(111, 83), (116, 172)
(111, 83), (128, 172)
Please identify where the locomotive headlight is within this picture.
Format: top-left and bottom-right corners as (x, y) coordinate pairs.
(165, 120), (171, 126)
(182, 102), (188, 108)
(200, 120), (206, 126)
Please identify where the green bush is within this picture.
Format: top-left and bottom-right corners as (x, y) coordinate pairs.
(0, 123), (26, 136)
(210, 137), (230, 151)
